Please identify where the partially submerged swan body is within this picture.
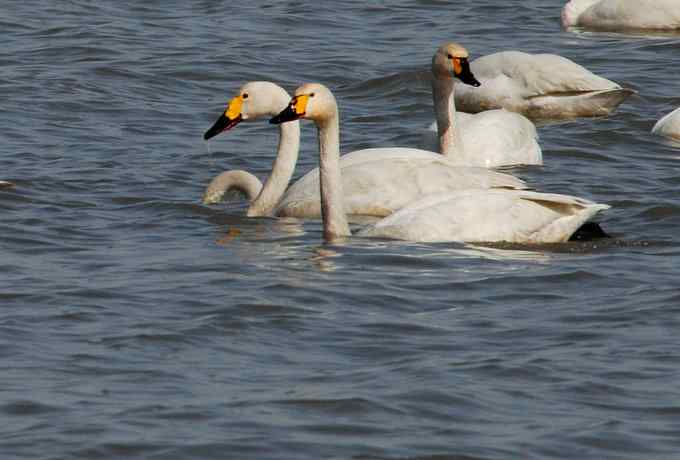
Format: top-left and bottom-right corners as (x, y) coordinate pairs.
(652, 107), (680, 141)
(562, 0), (680, 31)
(420, 44), (542, 167)
(204, 81), (527, 220)
(271, 80), (609, 244)
(453, 51), (633, 119)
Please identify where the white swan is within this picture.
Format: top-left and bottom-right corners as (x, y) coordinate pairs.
(203, 81), (300, 217)
(562, 0), (680, 31)
(453, 50), (634, 119)
(652, 107), (680, 141)
(271, 83), (610, 243)
(419, 43), (542, 167)
(204, 82), (528, 219)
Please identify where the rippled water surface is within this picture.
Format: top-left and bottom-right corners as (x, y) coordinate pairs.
(2, 1), (680, 459)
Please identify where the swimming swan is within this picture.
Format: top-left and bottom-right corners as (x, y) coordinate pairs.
(420, 43), (542, 167)
(271, 83), (610, 243)
(204, 82), (528, 219)
(562, 0), (680, 31)
(453, 50), (633, 119)
(652, 107), (680, 141)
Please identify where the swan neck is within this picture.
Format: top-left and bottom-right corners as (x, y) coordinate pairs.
(247, 120), (300, 217)
(432, 76), (464, 158)
(203, 170), (263, 204)
(317, 111), (351, 241)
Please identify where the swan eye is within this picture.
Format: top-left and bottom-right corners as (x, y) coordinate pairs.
(447, 54), (453, 59)
(310, 93), (315, 97)
(242, 93), (249, 99)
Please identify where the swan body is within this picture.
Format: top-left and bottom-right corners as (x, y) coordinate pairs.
(562, 0), (680, 30)
(420, 110), (542, 167)
(652, 107), (680, 141)
(205, 82), (528, 220)
(422, 43), (542, 167)
(358, 189), (609, 243)
(453, 51), (633, 119)
(271, 80), (609, 244)
(273, 148), (527, 218)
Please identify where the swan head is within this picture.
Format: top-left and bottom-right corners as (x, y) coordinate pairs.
(204, 81), (292, 140)
(270, 83), (337, 125)
(431, 42), (480, 87)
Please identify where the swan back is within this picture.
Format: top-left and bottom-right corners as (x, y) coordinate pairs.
(563, 0), (680, 30)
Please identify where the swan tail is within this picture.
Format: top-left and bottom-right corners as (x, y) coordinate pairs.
(530, 201), (610, 243)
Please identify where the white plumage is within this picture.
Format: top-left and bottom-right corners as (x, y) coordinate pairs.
(652, 107), (680, 142)
(562, 0), (680, 31)
(453, 51), (633, 119)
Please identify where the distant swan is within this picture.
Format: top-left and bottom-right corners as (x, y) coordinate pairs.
(453, 50), (633, 119)
(652, 107), (680, 141)
(271, 83), (610, 243)
(562, 0), (680, 31)
(420, 43), (542, 167)
(204, 82), (527, 219)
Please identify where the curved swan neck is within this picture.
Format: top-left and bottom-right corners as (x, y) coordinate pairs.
(316, 111), (351, 242)
(432, 76), (464, 158)
(247, 120), (300, 217)
(203, 170), (263, 204)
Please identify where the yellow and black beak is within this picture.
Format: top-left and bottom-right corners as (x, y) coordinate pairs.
(270, 95), (309, 125)
(203, 96), (244, 140)
(452, 57), (480, 87)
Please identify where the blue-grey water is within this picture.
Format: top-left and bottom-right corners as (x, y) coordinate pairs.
(2, 1), (680, 459)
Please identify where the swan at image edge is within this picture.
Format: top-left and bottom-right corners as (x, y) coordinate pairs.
(652, 107), (680, 141)
(562, 0), (680, 31)
(271, 82), (610, 244)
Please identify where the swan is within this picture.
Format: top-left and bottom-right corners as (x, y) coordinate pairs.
(419, 43), (542, 167)
(271, 83), (610, 243)
(562, 0), (680, 31)
(452, 50), (634, 119)
(652, 107), (680, 141)
(203, 81), (300, 217)
(204, 82), (528, 219)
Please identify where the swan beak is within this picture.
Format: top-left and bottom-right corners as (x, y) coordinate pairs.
(453, 58), (480, 87)
(270, 95), (308, 124)
(203, 96), (244, 140)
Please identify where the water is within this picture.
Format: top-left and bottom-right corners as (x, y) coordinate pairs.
(2, 1), (680, 459)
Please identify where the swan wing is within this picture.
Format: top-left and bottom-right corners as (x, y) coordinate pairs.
(454, 51), (629, 117)
(359, 189), (609, 243)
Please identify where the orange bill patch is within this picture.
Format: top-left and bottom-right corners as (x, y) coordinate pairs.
(225, 95), (244, 119)
(452, 58), (463, 76)
(294, 94), (309, 115)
